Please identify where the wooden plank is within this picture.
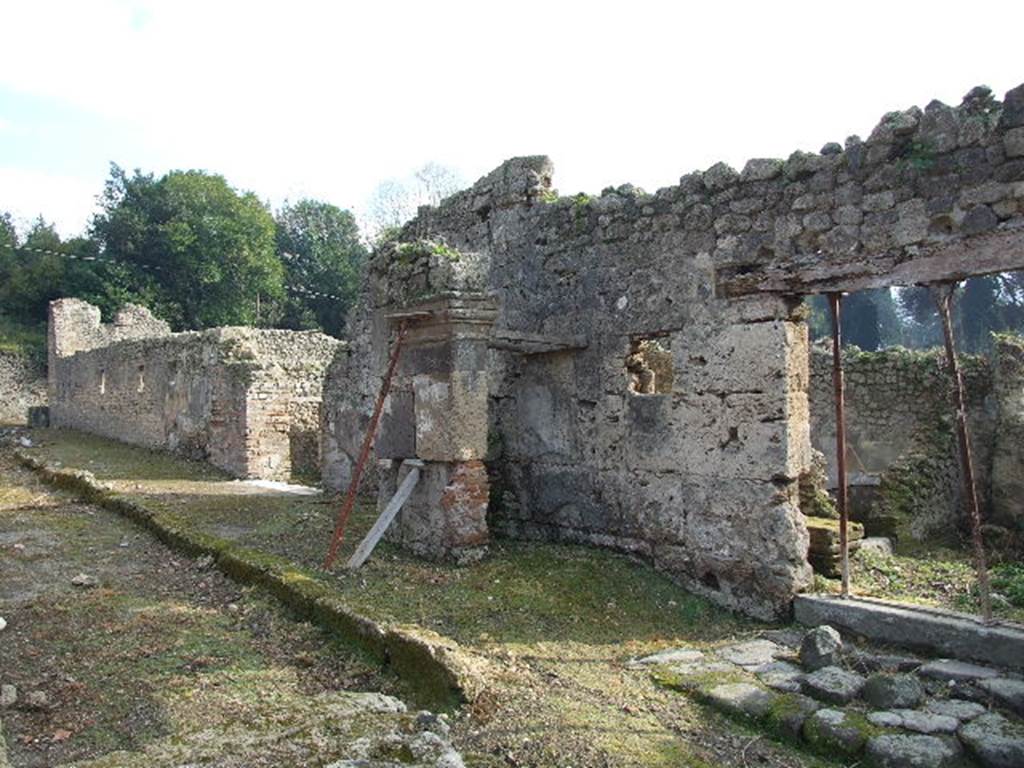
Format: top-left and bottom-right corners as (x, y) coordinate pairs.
(346, 459), (423, 569)
(716, 228), (1024, 297)
(488, 329), (588, 354)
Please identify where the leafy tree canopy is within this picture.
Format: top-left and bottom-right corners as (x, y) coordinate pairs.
(275, 199), (367, 337)
(92, 165), (283, 329)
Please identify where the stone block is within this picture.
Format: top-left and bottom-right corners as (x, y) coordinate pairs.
(414, 371), (488, 462)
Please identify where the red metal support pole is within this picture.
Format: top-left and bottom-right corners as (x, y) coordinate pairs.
(324, 320), (409, 570)
(931, 283), (993, 622)
(827, 292), (851, 597)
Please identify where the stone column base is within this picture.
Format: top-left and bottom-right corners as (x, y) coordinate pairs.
(382, 459), (490, 564)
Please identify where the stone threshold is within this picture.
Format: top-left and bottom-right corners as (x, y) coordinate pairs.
(12, 449), (487, 711)
(795, 594), (1024, 672)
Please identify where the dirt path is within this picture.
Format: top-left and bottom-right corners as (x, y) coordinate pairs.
(0, 450), (462, 767)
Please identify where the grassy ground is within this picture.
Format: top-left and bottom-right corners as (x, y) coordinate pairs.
(0, 450), (458, 767)
(11, 428), (837, 768)
(812, 544), (1024, 625)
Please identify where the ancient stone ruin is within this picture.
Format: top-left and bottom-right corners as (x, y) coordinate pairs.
(33, 82), (1024, 621)
(47, 298), (341, 480)
(322, 83), (1024, 620)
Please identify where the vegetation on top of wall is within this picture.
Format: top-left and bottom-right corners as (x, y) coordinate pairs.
(0, 314), (47, 361)
(391, 239), (462, 264)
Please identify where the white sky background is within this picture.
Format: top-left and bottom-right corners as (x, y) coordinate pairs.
(0, 0), (1021, 238)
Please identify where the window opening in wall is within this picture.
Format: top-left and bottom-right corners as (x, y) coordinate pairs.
(99, 369), (106, 395)
(626, 336), (673, 394)
(137, 364), (145, 393)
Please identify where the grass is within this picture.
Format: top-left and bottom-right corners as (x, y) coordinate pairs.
(0, 453), (419, 767)
(14, 427), (837, 767)
(812, 544), (1024, 624)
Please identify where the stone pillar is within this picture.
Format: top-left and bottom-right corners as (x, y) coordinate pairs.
(377, 293), (497, 563)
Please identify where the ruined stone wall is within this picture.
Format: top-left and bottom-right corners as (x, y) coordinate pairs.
(807, 346), (997, 542)
(991, 334), (1024, 532)
(323, 82), (1024, 620)
(0, 351), (46, 425)
(50, 300), (342, 480)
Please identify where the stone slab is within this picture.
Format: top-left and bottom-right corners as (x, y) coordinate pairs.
(794, 595), (1024, 672)
(717, 639), (783, 667)
(629, 647), (704, 666)
(864, 733), (963, 768)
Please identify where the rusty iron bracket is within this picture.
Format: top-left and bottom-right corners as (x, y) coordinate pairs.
(930, 282), (993, 622)
(324, 319), (410, 570)
(826, 292), (851, 597)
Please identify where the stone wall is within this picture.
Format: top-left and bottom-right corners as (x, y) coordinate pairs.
(322, 82), (1024, 620)
(49, 299), (342, 480)
(991, 334), (1024, 531)
(807, 346), (998, 542)
(0, 350), (46, 425)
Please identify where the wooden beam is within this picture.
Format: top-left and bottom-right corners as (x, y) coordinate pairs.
(716, 228), (1024, 298)
(488, 329), (588, 355)
(346, 459), (423, 569)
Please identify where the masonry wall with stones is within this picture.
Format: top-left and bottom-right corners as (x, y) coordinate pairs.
(322, 83), (1024, 620)
(49, 298), (341, 480)
(807, 345), (1005, 542)
(0, 350), (46, 425)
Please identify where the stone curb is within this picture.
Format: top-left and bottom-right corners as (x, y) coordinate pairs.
(13, 450), (486, 710)
(795, 594), (1024, 672)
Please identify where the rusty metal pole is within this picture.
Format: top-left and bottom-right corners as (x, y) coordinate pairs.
(324, 320), (409, 570)
(827, 292), (851, 597)
(931, 283), (993, 622)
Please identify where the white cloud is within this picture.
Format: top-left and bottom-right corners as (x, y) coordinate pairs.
(0, 167), (100, 237)
(0, 1), (1021, 230)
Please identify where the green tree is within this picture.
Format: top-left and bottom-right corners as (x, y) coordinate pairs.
(0, 216), (125, 349)
(274, 199), (367, 336)
(92, 165), (283, 329)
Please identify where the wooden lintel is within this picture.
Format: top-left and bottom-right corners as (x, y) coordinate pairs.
(717, 227), (1024, 298)
(488, 329), (588, 355)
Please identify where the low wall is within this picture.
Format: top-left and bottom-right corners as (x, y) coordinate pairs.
(808, 341), (1024, 541)
(0, 350), (46, 425)
(49, 299), (342, 480)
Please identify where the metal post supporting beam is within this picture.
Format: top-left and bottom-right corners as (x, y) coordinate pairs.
(324, 320), (410, 570)
(931, 283), (993, 622)
(827, 292), (851, 597)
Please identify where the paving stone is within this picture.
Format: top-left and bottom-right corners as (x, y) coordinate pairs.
(950, 680), (990, 703)
(924, 698), (987, 722)
(630, 647), (704, 666)
(802, 666), (866, 705)
(667, 660), (736, 676)
(846, 648), (921, 673)
(888, 709), (959, 734)
(863, 673), (926, 709)
(869, 711), (907, 728)
(717, 639), (783, 667)
(917, 660), (1001, 682)
(754, 660), (804, 693)
(765, 693), (821, 740)
(976, 677), (1024, 717)
(704, 682), (778, 719)
(864, 733), (963, 768)
(0, 684), (16, 708)
(958, 712), (1024, 768)
(758, 628), (804, 649)
(800, 625), (843, 671)
(803, 708), (870, 756)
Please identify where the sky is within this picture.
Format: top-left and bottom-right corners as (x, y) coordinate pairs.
(1, 0), (1022, 238)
